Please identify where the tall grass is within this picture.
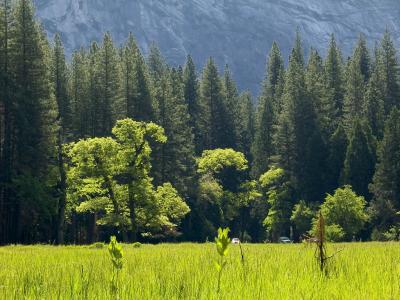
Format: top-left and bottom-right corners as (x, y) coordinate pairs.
(0, 243), (398, 299)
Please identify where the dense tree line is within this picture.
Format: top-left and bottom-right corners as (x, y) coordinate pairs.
(1, 0), (400, 244)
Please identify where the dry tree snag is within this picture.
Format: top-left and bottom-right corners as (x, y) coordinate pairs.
(315, 212), (328, 273)
(314, 212), (343, 274)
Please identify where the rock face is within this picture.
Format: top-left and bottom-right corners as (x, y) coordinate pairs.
(34, 0), (400, 94)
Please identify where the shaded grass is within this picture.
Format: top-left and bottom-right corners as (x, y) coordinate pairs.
(0, 243), (399, 299)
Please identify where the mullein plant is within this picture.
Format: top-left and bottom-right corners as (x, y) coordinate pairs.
(215, 228), (230, 293)
(108, 236), (124, 295)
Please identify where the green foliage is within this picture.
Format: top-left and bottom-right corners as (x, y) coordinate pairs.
(215, 227), (230, 293)
(363, 50), (384, 139)
(259, 167), (285, 187)
(377, 30), (400, 115)
(132, 242), (142, 248)
(215, 227), (231, 258)
(342, 120), (376, 198)
(197, 149), (256, 237)
(325, 224), (345, 242)
(222, 65), (240, 149)
(260, 168), (293, 241)
(252, 42), (284, 177)
(150, 67), (196, 199)
(3, 2), (400, 244)
(154, 183), (191, 235)
(108, 236), (123, 294)
(328, 124), (348, 192)
(290, 200), (315, 238)
(273, 33), (322, 202)
(236, 92), (255, 160)
(108, 236), (124, 270)
(122, 33), (153, 121)
(370, 108), (400, 230)
(343, 51), (366, 130)
(183, 55), (201, 154)
(319, 186), (368, 241)
(198, 148), (248, 175)
(96, 32), (123, 135)
(382, 226), (400, 241)
(66, 119), (189, 240)
(198, 58), (231, 149)
(324, 34), (344, 118)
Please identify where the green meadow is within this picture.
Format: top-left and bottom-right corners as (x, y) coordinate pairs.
(0, 243), (398, 299)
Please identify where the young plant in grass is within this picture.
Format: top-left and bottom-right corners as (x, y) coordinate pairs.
(108, 236), (124, 294)
(215, 227), (230, 293)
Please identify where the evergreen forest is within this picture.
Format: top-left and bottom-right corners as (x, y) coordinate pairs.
(2, 0), (400, 245)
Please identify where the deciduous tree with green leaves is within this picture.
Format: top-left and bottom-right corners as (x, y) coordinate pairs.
(319, 185), (368, 241)
(66, 119), (190, 241)
(259, 167), (293, 242)
(197, 149), (258, 237)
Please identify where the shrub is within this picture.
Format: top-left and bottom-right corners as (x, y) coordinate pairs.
(133, 242), (142, 248)
(370, 228), (387, 241)
(320, 186), (368, 240)
(371, 226), (400, 241)
(325, 224), (345, 242)
(383, 226), (400, 241)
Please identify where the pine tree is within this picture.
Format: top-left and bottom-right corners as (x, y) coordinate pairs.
(353, 34), (371, 83)
(183, 55), (201, 153)
(291, 30), (304, 67)
(148, 48), (170, 187)
(86, 42), (100, 136)
(163, 69), (196, 196)
(324, 35), (344, 119)
(378, 30), (400, 114)
(122, 33), (153, 121)
(96, 32), (122, 135)
(122, 34), (136, 119)
(147, 43), (166, 83)
(11, 0), (58, 174)
(221, 65), (239, 148)
(274, 35), (323, 201)
(370, 108), (400, 229)
(10, 0), (58, 242)
(0, 0), (13, 243)
(198, 57), (230, 150)
(52, 34), (71, 134)
(306, 48), (334, 137)
(343, 49), (366, 130)
(51, 34), (71, 244)
(70, 49), (90, 138)
(363, 50), (385, 139)
(304, 49), (330, 200)
(147, 43), (168, 124)
(236, 91), (255, 161)
(252, 42), (284, 177)
(342, 119), (376, 199)
(327, 123), (348, 192)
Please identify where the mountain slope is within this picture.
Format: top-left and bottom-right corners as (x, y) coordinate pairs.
(34, 0), (400, 94)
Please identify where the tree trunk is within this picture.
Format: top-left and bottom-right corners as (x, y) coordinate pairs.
(102, 171), (127, 242)
(0, 1), (12, 245)
(56, 131), (66, 244)
(128, 183), (137, 242)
